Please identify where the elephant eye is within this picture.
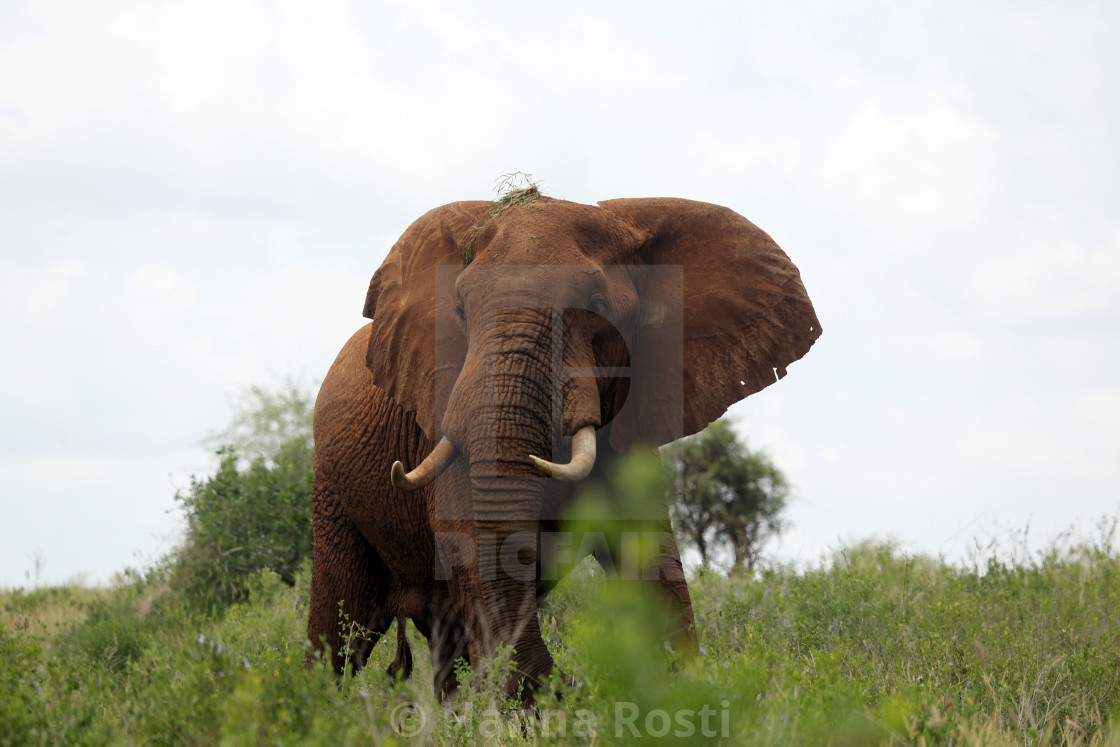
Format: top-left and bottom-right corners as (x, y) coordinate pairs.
(589, 294), (608, 315)
(454, 301), (465, 320)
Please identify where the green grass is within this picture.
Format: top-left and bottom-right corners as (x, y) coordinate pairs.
(3, 525), (1119, 746)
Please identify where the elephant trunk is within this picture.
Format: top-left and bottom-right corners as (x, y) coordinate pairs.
(455, 305), (600, 691)
(464, 385), (555, 689)
(453, 304), (603, 481)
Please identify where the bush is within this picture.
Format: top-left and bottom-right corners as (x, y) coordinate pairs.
(171, 438), (313, 611)
(0, 620), (48, 746)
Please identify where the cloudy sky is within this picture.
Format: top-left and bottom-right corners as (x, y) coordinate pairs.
(2, 0), (1117, 587)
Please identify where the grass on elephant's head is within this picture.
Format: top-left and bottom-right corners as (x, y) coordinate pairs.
(492, 170), (544, 202)
(461, 171), (547, 262)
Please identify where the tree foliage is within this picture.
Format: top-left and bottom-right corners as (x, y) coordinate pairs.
(662, 419), (790, 574)
(201, 379), (314, 465)
(173, 383), (315, 610)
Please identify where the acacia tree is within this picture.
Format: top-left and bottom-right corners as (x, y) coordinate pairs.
(662, 419), (790, 574)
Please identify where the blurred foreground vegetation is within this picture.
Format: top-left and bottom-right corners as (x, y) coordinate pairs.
(3, 522), (1119, 745)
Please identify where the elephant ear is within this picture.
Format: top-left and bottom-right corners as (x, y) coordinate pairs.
(363, 201), (493, 440)
(597, 198), (822, 450)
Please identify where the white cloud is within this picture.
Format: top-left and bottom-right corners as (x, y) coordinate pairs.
(684, 133), (809, 184)
(14, 261), (87, 326)
(956, 413), (1069, 472)
(1071, 389), (1120, 434)
(894, 331), (984, 375)
(129, 264), (198, 311)
(817, 89), (1001, 233)
(971, 230), (1120, 323)
(1066, 389), (1120, 482)
(0, 452), (189, 588)
(951, 388), (1120, 486)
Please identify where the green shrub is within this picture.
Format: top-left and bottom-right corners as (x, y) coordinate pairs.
(62, 596), (151, 672)
(171, 438), (313, 611)
(0, 621), (47, 746)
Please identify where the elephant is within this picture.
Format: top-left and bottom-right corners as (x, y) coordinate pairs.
(306, 188), (820, 701)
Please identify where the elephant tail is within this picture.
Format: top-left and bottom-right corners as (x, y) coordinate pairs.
(386, 615), (413, 680)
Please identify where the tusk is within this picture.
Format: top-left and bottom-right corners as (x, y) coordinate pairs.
(391, 437), (457, 492)
(529, 425), (597, 481)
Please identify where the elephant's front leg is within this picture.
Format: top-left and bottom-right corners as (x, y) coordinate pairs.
(591, 514), (698, 659)
(642, 521), (699, 658)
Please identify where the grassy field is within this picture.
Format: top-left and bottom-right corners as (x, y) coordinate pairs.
(3, 525), (1119, 746)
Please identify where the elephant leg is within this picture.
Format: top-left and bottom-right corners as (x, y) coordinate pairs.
(414, 615), (469, 700)
(306, 484), (394, 674)
(591, 517), (698, 658)
(645, 525), (699, 657)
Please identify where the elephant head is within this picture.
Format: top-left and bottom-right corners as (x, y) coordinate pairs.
(361, 190), (820, 689)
